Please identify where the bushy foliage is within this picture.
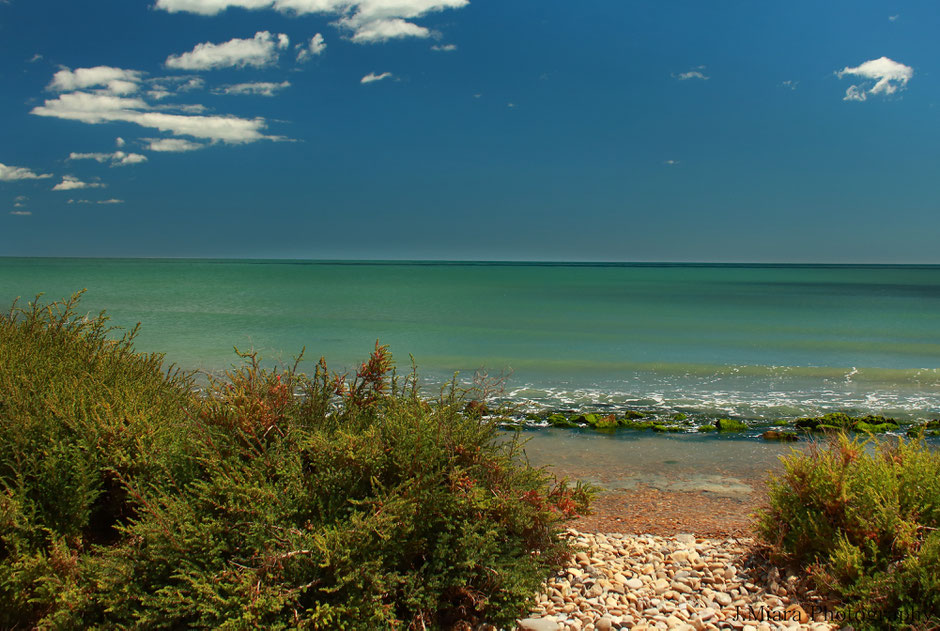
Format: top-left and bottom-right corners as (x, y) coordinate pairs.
(0, 293), (591, 629)
(756, 434), (940, 629)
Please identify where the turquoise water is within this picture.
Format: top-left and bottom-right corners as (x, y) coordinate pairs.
(1, 258), (938, 420)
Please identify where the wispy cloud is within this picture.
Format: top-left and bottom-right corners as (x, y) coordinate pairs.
(296, 33), (326, 62)
(361, 71), (393, 84)
(166, 31), (289, 70)
(9, 210), (32, 216)
(663, 159), (679, 166)
(837, 56), (912, 101)
(69, 150), (148, 166)
(214, 81), (291, 96)
(888, 14), (899, 22)
(0, 162), (53, 181)
(431, 43), (457, 51)
(780, 80), (798, 90)
(53, 175), (106, 191)
(153, 0), (469, 44)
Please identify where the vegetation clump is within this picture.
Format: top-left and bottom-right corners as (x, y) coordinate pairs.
(0, 293), (591, 629)
(714, 418), (748, 432)
(756, 434), (940, 628)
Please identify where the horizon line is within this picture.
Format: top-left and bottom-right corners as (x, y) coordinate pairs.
(2, 256), (939, 268)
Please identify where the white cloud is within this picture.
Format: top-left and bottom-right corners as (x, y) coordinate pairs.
(53, 176), (106, 191)
(837, 57), (913, 101)
(67, 199), (92, 204)
(780, 80), (798, 90)
(843, 85), (866, 102)
(32, 91), (275, 144)
(48, 66), (143, 95)
(166, 31), (288, 70)
(431, 43), (456, 51)
(115, 137), (126, 147)
(69, 151), (148, 166)
(145, 137), (206, 152)
(0, 162), (53, 181)
(14, 196), (27, 207)
(154, 0), (469, 44)
(343, 17), (429, 43)
(361, 71), (393, 84)
(10, 210), (32, 216)
(296, 33), (326, 62)
(28, 54), (44, 63)
(889, 14), (899, 21)
(663, 159), (679, 166)
(675, 67), (709, 81)
(98, 198), (124, 204)
(215, 80), (291, 96)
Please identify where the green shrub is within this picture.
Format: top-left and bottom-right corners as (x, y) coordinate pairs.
(755, 434), (940, 629)
(0, 294), (591, 629)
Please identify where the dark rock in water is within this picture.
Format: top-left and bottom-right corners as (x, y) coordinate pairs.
(623, 410), (647, 420)
(671, 413), (688, 422)
(761, 430), (799, 442)
(715, 419), (747, 432)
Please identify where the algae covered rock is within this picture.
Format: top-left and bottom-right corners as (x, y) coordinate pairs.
(907, 419), (940, 437)
(572, 413), (600, 426)
(652, 424), (683, 433)
(671, 413), (688, 422)
(697, 424), (717, 432)
(793, 412), (900, 433)
(547, 413), (577, 428)
(715, 419), (748, 432)
(622, 410), (648, 420)
(592, 414), (620, 429)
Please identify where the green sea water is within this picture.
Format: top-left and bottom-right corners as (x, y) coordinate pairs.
(2, 258), (938, 420)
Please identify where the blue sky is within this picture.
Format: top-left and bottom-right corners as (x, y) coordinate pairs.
(1, 0), (938, 262)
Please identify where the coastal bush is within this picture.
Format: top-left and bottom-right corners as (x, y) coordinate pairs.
(756, 434), (940, 628)
(0, 294), (591, 629)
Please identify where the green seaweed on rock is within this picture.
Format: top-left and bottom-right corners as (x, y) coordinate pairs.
(793, 413), (899, 433)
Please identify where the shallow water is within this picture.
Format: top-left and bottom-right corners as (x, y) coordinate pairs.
(508, 428), (805, 497)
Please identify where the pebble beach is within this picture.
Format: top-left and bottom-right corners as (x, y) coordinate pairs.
(518, 530), (840, 631)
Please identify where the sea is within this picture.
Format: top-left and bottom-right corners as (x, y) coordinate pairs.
(5, 258), (938, 491)
(2, 258), (937, 424)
